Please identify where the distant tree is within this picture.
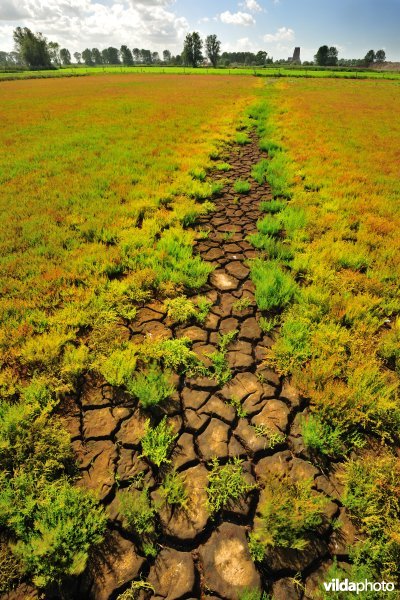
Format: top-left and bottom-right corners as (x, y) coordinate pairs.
(315, 45), (329, 66)
(101, 48), (109, 64)
(364, 49), (376, 66)
(174, 54), (182, 66)
(183, 32), (203, 67)
(205, 34), (221, 68)
(327, 46), (338, 66)
(255, 50), (268, 65)
(163, 49), (171, 63)
(140, 49), (152, 64)
(13, 27), (52, 68)
(60, 48), (71, 65)
(48, 41), (61, 65)
(73, 51), (81, 64)
(107, 47), (120, 64)
(132, 47), (140, 63)
(152, 51), (160, 63)
(92, 48), (102, 64)
(375, 49), (386, 63)
(82, 48), (94, 66)
(120, 45), (134, 66)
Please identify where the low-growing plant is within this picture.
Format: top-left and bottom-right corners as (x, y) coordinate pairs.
(250, 260), (297, 312)
(247, 233), (294, 262)
(222, 231), (235, 241)
(233, 179), (251, 194)
(117, 580), (155, 600)
(99, 345), (138, 387)
(139, 337), (205, 375)
(207, 457), (256, 514)
(232, 297), (252, 311)
(196, 296), (213, 324)
(253, 425), (286, 449)
(301, 414), (344, 458)
(260, 199), (287, 214)
(267, 315), (312, 375)
(140, 418), (177, 467)
(251, 159), (269, 184)
(258, 315), (279, 334)
(164, 296), (197, 323)
(238, 588), (270, 600)
(235, 132), (251, 145)
(118, 485), (156, 536)
(127, 365), (175, 409)
(159, 470), (188, 509)
(256, 215), (281, 237)
(216, 162), (232, 172)
(207, 330), (238, 385)
(227, 395), (247, 418)
(251, 474), (328, 553)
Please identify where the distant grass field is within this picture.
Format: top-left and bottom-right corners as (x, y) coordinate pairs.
(249, 78), (400, 583)
(1, 64), (400, 81)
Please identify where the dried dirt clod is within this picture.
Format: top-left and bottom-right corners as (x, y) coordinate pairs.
(147, 548), (196, 600)
(254, 451), (292, 481)
(181, 387), (210, 410)
(220, 372), (262, 402)
(264, 538), (329, 572)
(272, 577), (303, 600)
(157, 464), (209, 540)
(239, 317), (262, 341)
(176, 325), (208, 343)
(197, 418), (230, 460)
(199, 522), (261, 599)
(76, 441), (117, 501)
(210, 270), (239, 291)
(328, 508), (358, 555)
(225, 261), (250, 280)
(172, 432), (198, 470)
(290, 457), (320, 483)
(251, 399), (290, 434)
(115, 411), (147, 447)
(83, 407), (118, 440)
(84, 530), (144, 600)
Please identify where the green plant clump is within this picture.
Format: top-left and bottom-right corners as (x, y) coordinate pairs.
(251, 474), (328, 554)
(127, 364), (175, 409)
(233, 179), (251, 194)
(260, 199), (287, 213)
(140, 417), (177, 467)
(159, 470), (188, 509)
(207, 457), (256, 514)
(207, 330), (238, 385)
(250, 260), (297, 311)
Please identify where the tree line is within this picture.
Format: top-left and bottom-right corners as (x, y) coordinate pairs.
(0, 27), (388, 70)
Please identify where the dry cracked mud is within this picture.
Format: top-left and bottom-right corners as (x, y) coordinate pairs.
(12, 135), (355, 600)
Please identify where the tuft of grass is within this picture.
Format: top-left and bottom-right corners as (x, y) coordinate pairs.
(140, 418), (177, 467)
(216, 162), (232, 172)
(233, 179), (251, 194)
(159, 470), (188, 509)
(232, 297), (252, 311)
(250, 260), (297, 312)
(127, 365), (175, 409)
(226, 395), (247, 418)
(256, 215), (281, 237)
(251, 474), (328, 554)
(301, 414), (344, 458)
(207, 457), (256, 514)
(207, 330), (238, 385)
(235, 132), (251, 145)
(251, 159), (269, 184)
(164, 296), (197, 323)
(260, 199), (287, 213)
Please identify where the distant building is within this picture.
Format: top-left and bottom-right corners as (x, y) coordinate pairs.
(287, 47), (301, 64)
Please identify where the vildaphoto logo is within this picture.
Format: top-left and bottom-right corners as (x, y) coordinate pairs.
(323, 579), (396, 594)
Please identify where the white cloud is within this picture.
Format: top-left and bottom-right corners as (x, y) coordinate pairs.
(263, 26), (294, 42)
(220, 10), (255, 26)
(0, 0), (189, 53)
(222, 36), (258, 52)
(242, 0), (263, 12)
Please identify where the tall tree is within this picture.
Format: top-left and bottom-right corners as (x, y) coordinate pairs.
(120, 45), (134, 66)
(140, 49), (152, 64)
(101, 48), (110, 64)
(183, 32), (203, 68)
(13, 27), (51, 68)
(106, 47), (120, 64)
(364, 49), (376, 66)
(375, 49), (386, 63)
(205, 34), (220, 68)
(73, 52), (81, 64)
(152, 51), (160, 63)
(163, 49), (171, 63)
(91, 48), (102, 64)
(132, 48), (140, 63)
(327, 46), (338, 66)
(82, 48), (94, 66)
(48, 41), (60, 65)
(60, 48), (71, 65)
(315, 45), (329, 66)
(255, 50), (268, 65)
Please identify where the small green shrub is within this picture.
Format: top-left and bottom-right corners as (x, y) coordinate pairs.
(226, 395), (247, 418)
(140, 418), (177, 467)
(258, 315), (279, 334)
(233, 179), (251, 194)
(256, 215), (281, 237)
(207, 330), (238, 385)
(127, 365), (175, 409)
(301, 414), (344, 458)
(337, 254), (370, 272)
(267, 316), (312, 375)
(118, 486), (156, 536)
(247, 233), (294, 262)
(252, 474), (328, 553)
(253, 425), (286, 449)
(196, 296), (213, 324)
(251, 159), (269, 184)
(232, 297), (252, 312)
(207, 457), (256, 514)
(216, 162), (232, 172)
(164, 296), (196, 323)
(279, 206), (307, 239)
(235, 132), (251, 145)
(159, 470), (188, 509)
(139, 337), (205, 375)
(100, 345), (138, 387)
(250, 260), (297, 311)
(260, 199), (286, 213)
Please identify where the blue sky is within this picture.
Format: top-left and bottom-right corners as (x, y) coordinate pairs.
(0, 0), (399, 62)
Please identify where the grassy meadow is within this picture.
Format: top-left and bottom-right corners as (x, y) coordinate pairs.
(248, 78), (400, 583)
(0, 73), (258, 590)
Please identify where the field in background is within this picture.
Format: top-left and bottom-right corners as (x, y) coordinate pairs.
(1, 64), (400, 81)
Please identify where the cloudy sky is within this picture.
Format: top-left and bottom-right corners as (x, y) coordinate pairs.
(0, 0), (399, 62)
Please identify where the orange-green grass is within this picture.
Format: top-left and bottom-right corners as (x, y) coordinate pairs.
(249, 78), (400, 582)
(0, 74), (258, 591)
